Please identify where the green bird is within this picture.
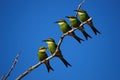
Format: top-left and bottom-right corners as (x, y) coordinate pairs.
(66, 16), (92, 40)
(75, 9), (101, 35)
(38, 46), (54, 72)
(43, 38), (71, 67)
(55, 19), (84, 43)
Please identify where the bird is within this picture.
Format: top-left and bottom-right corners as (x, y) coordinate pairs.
(38, 46), (54, 72)
(43, 38), (71, 67)
(66, 16), (92, 40)
(55, 19), (84, 43)
(75, 9), (101, 35)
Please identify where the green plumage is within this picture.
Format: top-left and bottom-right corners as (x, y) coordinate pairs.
(55, 19), (84, 43)
(66, 16), (92, 40)
(38, 46), (54, 72)
(38, 47), (48, 61)
(75, 9), (101, 35)
(78, 10), (90, 22)
(38, 51), (47, 61)
(68, 17), (81, 28)
(57, 20), (71, 33)
(48, 42), (57, 54)
(43, 38), (71, 67)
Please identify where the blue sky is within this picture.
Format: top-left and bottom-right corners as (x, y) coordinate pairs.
(0, 0), (120, 80)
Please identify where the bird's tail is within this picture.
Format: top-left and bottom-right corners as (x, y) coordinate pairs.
(45, 61), (54, 72)
(79, 28), (92, 40)
(88, 21), (101, 35)
(72, 32), (84, 43)
(60, 57), (72, 68)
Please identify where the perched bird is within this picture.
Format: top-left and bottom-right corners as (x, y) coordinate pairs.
(55, 19), (84, 43)
(43, 38), (71, 67)
(75, 9), (101, 35)
(66, 16), (92, 40)
(38, 46), (54, 72)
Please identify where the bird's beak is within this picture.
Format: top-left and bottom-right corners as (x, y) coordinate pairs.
(74, 10), (82, 12)
(42, 40), (47, 42)
(54, 21), (58, 23)
(74, 10), (78, 12)
(44, 47), (47, 49)
(65, 16), (70, 18)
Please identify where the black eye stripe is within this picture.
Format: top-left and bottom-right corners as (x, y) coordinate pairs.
(46, 39), (55, 43)
(40, 47), (46, 50)
(59, 21), (65, 22)
(47, 40), (52, 41)
(70, 17), (76, 18)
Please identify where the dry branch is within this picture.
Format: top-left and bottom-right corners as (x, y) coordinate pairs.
(0, 74), (5, 80)
(75, 0), (86, 17)
(77, 0), (86, 10)
(16, 18), (92, 80)
(1, 51), (21, 80)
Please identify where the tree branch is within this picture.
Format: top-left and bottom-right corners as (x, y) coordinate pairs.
(75, 0), (86, 17)
(2, 51), (21, 80)
(77, 0), (86, 10)
(16, 18), (92, 80)
(0, 74), (5, 80)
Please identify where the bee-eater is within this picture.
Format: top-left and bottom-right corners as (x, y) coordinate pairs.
(66, 16), (92, 40)
(43, 38), (71, 67)
(75, 9), (101, 35)
(38, 46), (54, 72)
(55, 19), (84, 43)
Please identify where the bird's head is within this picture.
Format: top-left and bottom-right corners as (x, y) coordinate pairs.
(74, 9), (85, 15)
(65, 16), (77, 21)
(54, 19), (67, 25)
(42, 38), (55, 44)
(38, 46), (47, 52)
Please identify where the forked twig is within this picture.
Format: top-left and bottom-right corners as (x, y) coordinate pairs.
(1, 51), (21, 80)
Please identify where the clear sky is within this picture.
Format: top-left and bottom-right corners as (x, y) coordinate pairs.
(0, 0), (120, 80)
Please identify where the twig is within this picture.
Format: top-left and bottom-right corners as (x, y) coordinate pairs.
(0, 74), (5, 80)
(77, 0), (86, 10)
(2, 51), (21, 80)
(75, 0), (86, 17)
(16, 18), (92, 80)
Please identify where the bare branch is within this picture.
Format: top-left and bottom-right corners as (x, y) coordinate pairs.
(2, 51), (21, 80)
(0, 74), (5, 80)
(75, 0), (86, 17)
(77, 0), (86, 10)
(16, 18), (92, 80)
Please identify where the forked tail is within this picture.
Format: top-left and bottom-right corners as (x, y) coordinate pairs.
(79, 28), (92, 40)
(45, 61), (54, 72)
(60, 57), (72, 67)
